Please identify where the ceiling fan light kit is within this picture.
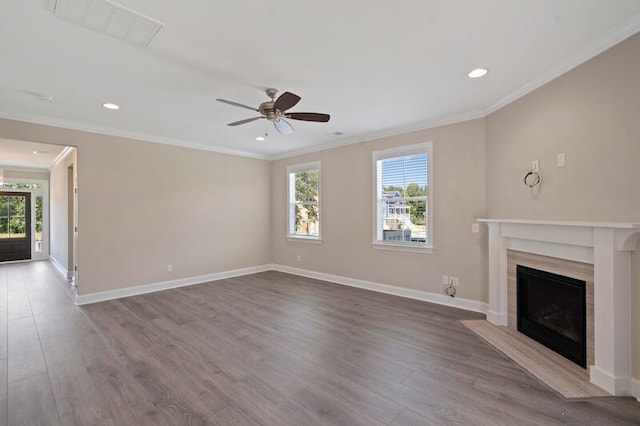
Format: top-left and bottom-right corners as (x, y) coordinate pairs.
(216, 88), (330, 136)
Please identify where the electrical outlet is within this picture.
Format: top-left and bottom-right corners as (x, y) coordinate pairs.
(557, 152), (566, 167)
(296, 254), (301, 262)
(442, 275), (449, 285)
(167, 264), (173, 273)
(472, 223), (479, 233)
(450, 276), (459, 286)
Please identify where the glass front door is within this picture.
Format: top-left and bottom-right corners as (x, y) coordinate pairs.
(0, 192), (31, 261)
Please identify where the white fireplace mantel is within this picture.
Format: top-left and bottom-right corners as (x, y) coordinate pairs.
(478, 219), (640, 396)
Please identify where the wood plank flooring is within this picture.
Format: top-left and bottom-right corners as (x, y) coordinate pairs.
(1, 261), (640, 425)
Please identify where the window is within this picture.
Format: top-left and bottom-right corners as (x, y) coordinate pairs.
(373, 142), (432, 252)
(287, 162), (321, 241)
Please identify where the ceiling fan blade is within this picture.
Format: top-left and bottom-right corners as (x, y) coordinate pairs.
(273, 92), (301, 112)
(216, 99), (258, 112)
(227, 117), (262, 126)
(273, 118), (294, 135)
(285, 112), (330, 122)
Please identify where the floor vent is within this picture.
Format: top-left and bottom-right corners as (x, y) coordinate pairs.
(53, 0), (164, 47)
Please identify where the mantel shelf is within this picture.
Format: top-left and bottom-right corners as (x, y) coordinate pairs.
(477, 218), (640, 229)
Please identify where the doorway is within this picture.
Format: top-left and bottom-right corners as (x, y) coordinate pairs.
(0, 191), (31, 261)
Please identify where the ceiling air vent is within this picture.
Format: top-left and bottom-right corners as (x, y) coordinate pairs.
(53, 0), (164, 47)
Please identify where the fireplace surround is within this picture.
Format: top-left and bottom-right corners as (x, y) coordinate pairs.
(479, 219), (640, 396)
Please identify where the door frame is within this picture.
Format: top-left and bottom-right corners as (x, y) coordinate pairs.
(1, 178), (50, 261)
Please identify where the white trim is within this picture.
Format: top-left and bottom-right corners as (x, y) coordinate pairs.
(50, 146), (75, 169)
(478, 218), (640, 229)
(632, 378), (640, 402)
(63, 261), (488, 319)
(74, 264), (272, 305)
(590, 366), (631, 397)
(484, 15), (640, 115)
(49, 256), (68, 278)
(0, 111), (270, 160)
(271, 109), (485, 160)
(372, 242), (433, 254)
(287, 236), (323, 244)
(272, 264), (488, 315)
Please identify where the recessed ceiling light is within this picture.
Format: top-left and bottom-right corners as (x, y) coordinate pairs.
(37, 94), (55, 102)
(33, 150), (49, 156)
(468, 68), (488, 79)
(256, 136), (265, 141)
(102, 102), (120, 110)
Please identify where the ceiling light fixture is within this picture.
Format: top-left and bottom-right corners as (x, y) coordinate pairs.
(37, 94), (55, 102)
(33, 150), (49, 156)
(468, 68), (488, 79)
(102, 102), (120, 110)
(256, 136), (265, 141)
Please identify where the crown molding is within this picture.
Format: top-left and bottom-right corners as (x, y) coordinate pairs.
(484, 14), (640, 116)
(0, 111), (271, 161)
(50, 145), (75, 170)
(269, 109), (486, 160)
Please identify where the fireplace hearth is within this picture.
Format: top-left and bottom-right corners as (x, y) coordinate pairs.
(517, 265), (586, 367)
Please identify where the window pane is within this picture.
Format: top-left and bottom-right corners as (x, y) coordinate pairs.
(290, 165), (320, 237)
(35, 195), (43, 252)
(9, 217), (25, 238)
(0, 195), (26, 238)
(294, 203), (319, 236)
(0, 217), (8, 238)
(380, 154), (428, 195)
(376, 150), (429, 245)
(294, 170), (319, 202)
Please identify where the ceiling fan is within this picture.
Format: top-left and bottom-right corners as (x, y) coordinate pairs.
(216, 88), (330, 135)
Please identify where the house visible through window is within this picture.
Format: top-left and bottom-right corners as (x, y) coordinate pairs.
(373, 143), (432, 251)
(287, 162), (320, 240)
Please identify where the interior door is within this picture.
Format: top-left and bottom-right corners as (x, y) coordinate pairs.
(0, 192), (31, 262)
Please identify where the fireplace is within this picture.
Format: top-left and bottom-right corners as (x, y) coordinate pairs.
(517, 265), (586, 367)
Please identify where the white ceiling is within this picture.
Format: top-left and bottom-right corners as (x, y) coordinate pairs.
(0, 139), (66, 169)
(1, 1), (639, 160)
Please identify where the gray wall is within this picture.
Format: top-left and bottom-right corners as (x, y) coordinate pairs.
(271, 118), (487, 302)
(0, 119), (273, 296)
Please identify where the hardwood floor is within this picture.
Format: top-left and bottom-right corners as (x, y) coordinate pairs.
(1, 261), (640, 425)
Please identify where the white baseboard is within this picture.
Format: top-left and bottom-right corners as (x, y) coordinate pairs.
(74, 264), (272, 305)
(486, 310), (508, 326)
(590, 366), (631, 397)
(49, 256), (68, 278)
(272, 264), (489, 315)
(632, 377), (640, 401)
(74, 262), (489, 319)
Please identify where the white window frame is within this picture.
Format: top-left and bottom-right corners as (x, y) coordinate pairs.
(372, 142), (433, 253)
(1, 178), (50, 260)
(287, 161), (322, 243)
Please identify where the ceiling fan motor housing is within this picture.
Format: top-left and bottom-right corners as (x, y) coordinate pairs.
(259, 101), (281, 121)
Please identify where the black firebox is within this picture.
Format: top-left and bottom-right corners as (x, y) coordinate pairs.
(517, 265), (587, 368)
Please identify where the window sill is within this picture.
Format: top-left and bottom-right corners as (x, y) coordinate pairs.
(287, 235), (323, 244)
(372, 242), (433, 254)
